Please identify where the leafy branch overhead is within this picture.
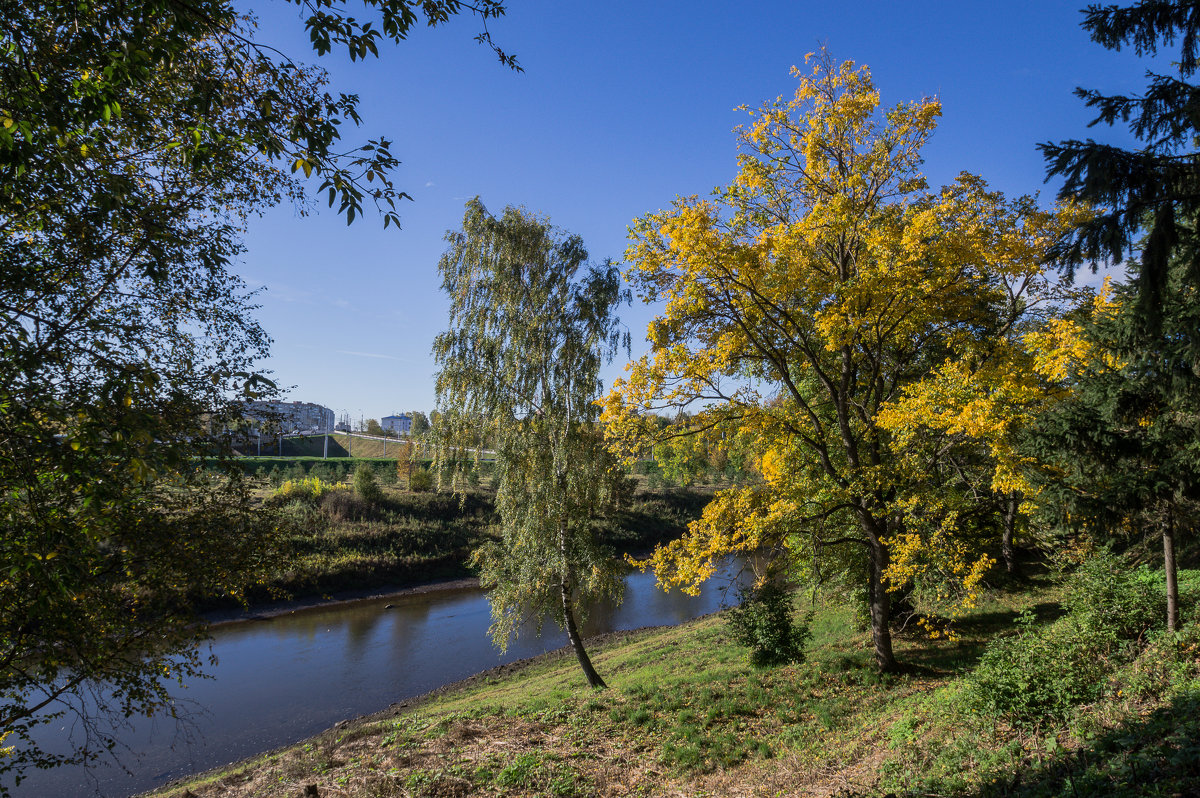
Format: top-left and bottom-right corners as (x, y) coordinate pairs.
(0, 0), (516, 785)
(1041, 0), (1200, 317)
(0, 0), (519, 237)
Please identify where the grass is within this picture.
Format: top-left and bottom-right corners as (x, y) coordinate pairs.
(151, 565), (1200, 797)
(169, 484), (1200, 797)
(236, 434), (419, 460)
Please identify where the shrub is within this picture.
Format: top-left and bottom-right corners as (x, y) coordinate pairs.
(725, 582), (811, 667)
(353, 463), (383, 502)
(307, 463), (333, 481)
(1064, 551), (1163, 641)
(967, 552), (1164, 728)
(966, 611), (1111, 728)
(320, 489), (370, 522)
(278, 497), (324, 530)
(409, 466), (434, 493)
(272, 476), (340, 504)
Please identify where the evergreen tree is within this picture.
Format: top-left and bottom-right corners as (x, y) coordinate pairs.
(1037, 1), (1200, 631)
(1042, 1), (1200, 316)
(1026, 263), (1200, 631)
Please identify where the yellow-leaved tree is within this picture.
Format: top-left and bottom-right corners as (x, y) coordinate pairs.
(602, 54), (1079, 670)
(876, 276), (1102, 583)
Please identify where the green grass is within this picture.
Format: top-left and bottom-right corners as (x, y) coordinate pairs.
(161, 566), (1200, 797)
(150, 585), (1042, 796)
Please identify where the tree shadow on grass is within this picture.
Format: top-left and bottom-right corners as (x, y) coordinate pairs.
(953, 692), (1200, 797)
(895, 602), (1068, 675)
(846, 692), (1200, 797)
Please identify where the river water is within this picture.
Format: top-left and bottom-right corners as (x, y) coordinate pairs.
(12, 561), (751, 797)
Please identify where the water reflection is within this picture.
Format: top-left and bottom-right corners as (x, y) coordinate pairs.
(13, 561), (749, 797)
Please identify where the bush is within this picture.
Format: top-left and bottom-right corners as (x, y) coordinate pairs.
(409, 466), (434, 493)
(271, 476), (341, 505)
(1064, 551), (1163, 641)
(967, 552), (1165, 728)
(320, 488), (370, 522)
(353, 463), (383, 503)
(967, 611), (1111, 728)
(725, 582), (811, 667)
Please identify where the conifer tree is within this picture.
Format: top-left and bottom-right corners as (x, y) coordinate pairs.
(1042, 1), (1200, 316)
(1027, 264), (1200, 632)
(1038, 1), (1200, 631)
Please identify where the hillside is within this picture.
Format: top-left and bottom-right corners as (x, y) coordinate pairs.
(240, 433), (420, 460)
(150, 566), (1200, 797)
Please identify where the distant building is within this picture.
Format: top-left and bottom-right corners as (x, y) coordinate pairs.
(381, 413), (412, 436)
(246, 400), (335, 433)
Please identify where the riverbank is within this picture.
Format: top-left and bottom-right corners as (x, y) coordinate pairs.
(202, 576), (481, 628)
(147, 625), (666, 798)
(147, 570), (1200, 798)
(204, 483), (711, 613)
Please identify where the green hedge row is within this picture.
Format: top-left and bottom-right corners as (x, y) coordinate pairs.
(201, 456), (494, 478)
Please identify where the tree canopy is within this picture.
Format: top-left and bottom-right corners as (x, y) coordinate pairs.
(1027, 268), (1200, 632)
(0, 0), (516, 785)
(1041, 0), (1200, 315)
(434, 199), (630, 688)
(604, 55), (1078, 670)
(1035, 0), (1200, 634)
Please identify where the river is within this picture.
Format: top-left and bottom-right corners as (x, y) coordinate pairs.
(11, 560), (752, 797)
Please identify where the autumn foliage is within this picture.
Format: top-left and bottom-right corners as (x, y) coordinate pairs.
(604, 54), (1082, 669)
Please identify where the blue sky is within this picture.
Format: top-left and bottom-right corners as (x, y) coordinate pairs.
(238, 0), (1148, 423)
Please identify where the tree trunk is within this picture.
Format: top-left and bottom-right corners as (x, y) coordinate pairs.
(1164, 515), (1179, 633)
(558, 519), (606, 689)
(1001, 492), (1021, 577)
(868, 537), (898, 673)
(561, 577), (606, 688)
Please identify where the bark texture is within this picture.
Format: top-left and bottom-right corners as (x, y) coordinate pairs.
(562, 578), (606, 689)
(1164, 517), (1179, 633)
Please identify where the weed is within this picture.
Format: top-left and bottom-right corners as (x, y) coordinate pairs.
(494, 752), (590, 797)
(629, 707), (654, 726)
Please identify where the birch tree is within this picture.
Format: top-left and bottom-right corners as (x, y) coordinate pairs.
(433, 199), (629, 688)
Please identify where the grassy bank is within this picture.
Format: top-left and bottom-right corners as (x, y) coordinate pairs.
(230, 456), (423, 479)
(209, 482), (711, 610)
(154, 568), (1200, 797)
(233, 434), (423, 460)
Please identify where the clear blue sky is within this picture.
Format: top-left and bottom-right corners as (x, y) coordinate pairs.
(238, 0), (1147, 423)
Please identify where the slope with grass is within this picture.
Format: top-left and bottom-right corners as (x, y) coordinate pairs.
(152, 565), (1200, 797)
